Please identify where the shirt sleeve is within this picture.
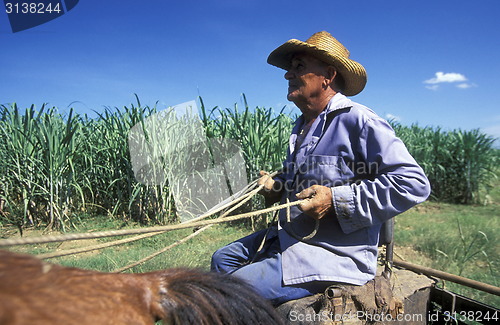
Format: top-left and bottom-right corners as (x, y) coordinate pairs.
(332, 117), (431, 234)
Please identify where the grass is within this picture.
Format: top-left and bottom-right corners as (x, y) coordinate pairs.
(394, 172), (500, 307)
(1, 215), (254, 273)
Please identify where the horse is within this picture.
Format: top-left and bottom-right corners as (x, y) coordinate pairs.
(0, 250), (284, 325)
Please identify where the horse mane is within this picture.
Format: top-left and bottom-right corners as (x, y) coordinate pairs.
(156, 268), (284, 324)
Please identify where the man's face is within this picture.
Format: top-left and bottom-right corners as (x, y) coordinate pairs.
(284, 53), (329, 106)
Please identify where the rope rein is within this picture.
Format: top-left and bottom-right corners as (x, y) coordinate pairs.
(36, 232), (159, 260)
(286, 197), (319, 241)
(1, 172), (319, 272)
(250, 198), (320, 264)
(0, 196), (304, 248)
(112, 225), (213, 273)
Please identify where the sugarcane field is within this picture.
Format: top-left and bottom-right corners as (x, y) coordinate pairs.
(0, 99), (498, 324)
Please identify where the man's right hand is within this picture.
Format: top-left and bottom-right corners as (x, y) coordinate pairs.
(258, 171), (275, 192)
(257, 171), (282, 206)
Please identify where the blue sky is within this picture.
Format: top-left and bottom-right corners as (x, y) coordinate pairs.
(1, 0), (499, 143)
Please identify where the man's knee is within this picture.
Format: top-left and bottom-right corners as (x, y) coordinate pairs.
(210, 229), (270, 273)
(210, 247), (226, 272)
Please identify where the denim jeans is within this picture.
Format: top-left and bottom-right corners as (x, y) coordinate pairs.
(211, 228), (328, 306)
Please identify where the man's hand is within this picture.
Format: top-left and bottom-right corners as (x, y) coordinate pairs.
(257, 171), (275, 192)
(257, 171), (282, 206)
(296, 185), (333, 220)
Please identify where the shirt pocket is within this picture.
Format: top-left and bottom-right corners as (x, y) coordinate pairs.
(297, 155), (353, 190)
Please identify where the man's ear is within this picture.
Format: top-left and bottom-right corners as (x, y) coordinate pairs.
(323, 66), (337, 88)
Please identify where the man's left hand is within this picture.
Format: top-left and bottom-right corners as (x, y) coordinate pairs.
(296, 185), (333, 220)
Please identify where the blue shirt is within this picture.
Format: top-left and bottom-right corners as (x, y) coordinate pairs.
(275, 93), (430, 286)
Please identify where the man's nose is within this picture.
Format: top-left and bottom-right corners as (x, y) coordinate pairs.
(284, 70), (294, 80)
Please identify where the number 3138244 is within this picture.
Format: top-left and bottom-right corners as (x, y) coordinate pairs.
(5, 2), (62, 14)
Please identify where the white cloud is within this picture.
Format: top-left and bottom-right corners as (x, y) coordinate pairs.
(456, 83), (477, 89)
(425, 84), (440, 91)
(424, 72), (467, 84)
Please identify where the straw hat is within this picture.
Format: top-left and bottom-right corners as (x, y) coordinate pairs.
(267, 31), (367, 96)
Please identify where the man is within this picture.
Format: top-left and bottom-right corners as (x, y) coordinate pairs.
(211, 31), (430, 306)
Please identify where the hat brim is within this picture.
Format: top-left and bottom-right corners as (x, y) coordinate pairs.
(267, 39), (367, 96)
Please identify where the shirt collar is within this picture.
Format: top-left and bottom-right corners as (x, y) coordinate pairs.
(324, 93), (353, 115)
(292, 92), (353, 128)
